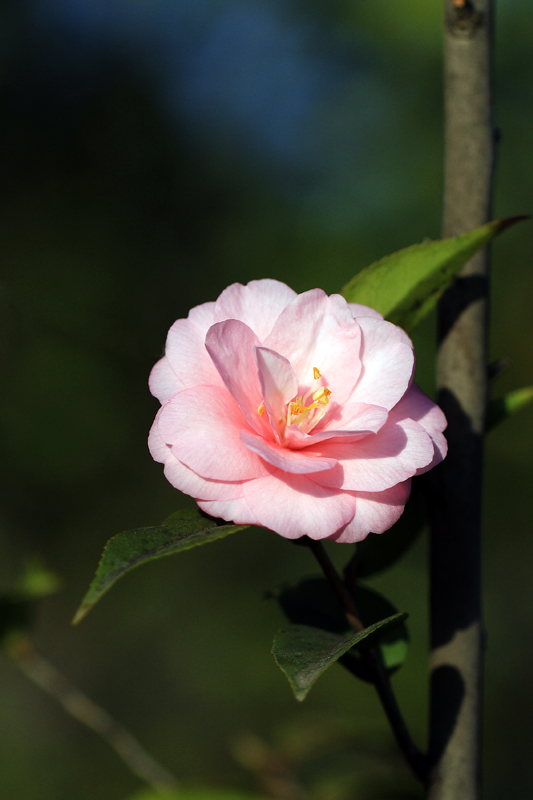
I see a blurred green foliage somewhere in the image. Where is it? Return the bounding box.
[0,2,532,800]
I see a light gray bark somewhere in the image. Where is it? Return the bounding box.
[427,2,495,798]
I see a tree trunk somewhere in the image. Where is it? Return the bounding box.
[427,2,495,798]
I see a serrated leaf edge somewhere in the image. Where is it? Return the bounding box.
[272,612,407,701]
[73,517,248,624]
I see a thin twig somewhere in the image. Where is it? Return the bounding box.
[6,634,179,795]
[306,539,428,784]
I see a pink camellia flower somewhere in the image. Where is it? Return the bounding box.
[149,280,447,542]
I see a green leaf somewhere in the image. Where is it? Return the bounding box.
[342,216,527,332]
[272,578,409,685]
[349,585,409,675]
[272,614,406,701]
[73,509,249,624]
[486,386,533,432]
[272,575,347,634]
[351,481,427,578]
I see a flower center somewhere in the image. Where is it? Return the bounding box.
[258,367,332,435]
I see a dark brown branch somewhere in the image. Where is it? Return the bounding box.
[427,2,495,798]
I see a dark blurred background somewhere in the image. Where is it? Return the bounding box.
[0,1,532,798]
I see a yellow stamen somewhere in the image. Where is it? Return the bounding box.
[290,400,306,416]
[260,367,332,433]
[312,386,332,405]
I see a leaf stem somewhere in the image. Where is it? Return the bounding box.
[305,538,428,784]
[306,538,364,633]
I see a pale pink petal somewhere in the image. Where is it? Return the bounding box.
[187,300,216,331]
[391,384,447,435]
[284,402,389,449]
[328,481,411,543]
[148,416,244,501]
[416,430,447,473]
[165,318,224,389]
[157,386,268,481]
[310,417,434,492]
[240,430,338,474]
[163,459,245,502]
[213,279,297,341]
[265,291,363,404]
[205,320,271,436]
[149,356,184,404]
[390,384,448,470]
[197,497,258,526]
[163,300,217,388]
[243,469,355,539]
[348,303,384,320]
[148,414,170,464]
[255,347,298,441]
[348,317,415,410]
[149,283,447,542]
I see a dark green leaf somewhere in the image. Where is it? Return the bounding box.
[486,386,533,432]
[73,509,248,624]
[272,575,348,634]
[348,585,410,676]
[272,578,409,683]
[342,217,527,332]
[272,613,406,701]
[351,481,427,578]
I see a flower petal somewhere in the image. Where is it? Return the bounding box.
[328,481,411,543]
[148,413,169,464]
[348,317,414,410]
[243,469,355,539]
[188,300,216,330]
[311,417,434,492]
[165,317,223,389]
[264,290,363,404]
[255,346,298,441]
[285,402,389,449]
[205,319,271,435]
[197,497,258,526]
[389,384,448,471]
[240,430,338,474]
[149,355,184,404]
[149,282,448,545]
[148,416,244,501]
[157,386,267,481]
[213,279,297,341]
[348,303,384,320]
